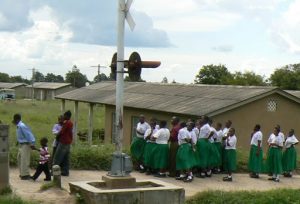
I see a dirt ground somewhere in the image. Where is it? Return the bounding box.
[8,168,300,204]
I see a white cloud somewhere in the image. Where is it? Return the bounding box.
[270,0,300,54]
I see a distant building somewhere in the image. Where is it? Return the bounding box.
[56,82,300,151]
[26,82,74,100]
[0,82,27,98]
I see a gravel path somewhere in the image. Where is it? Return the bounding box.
[9,168,300,204]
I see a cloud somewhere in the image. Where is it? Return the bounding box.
[0,0,171,48]
[212,45,234,52]
[270,0,300,54]
[42,0,171,47]
[0,0,33,31]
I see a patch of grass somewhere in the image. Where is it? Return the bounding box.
[186,189,300,204]
[0,195,36,204]
[0,186,12,195]
[40,181,57,191]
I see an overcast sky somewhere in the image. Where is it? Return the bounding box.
[1,0,300,83]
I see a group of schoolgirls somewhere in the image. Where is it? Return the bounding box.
[248,124,298,182]
[130,115,238,182]
[131,115,171,177]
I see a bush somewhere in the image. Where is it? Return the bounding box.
[70,143,115,170]
[0,195,36,204]
[186,189,300,204]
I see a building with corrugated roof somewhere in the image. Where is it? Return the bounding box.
[25,82,74,100]
[55,81,300,151]
[0,82,27,98]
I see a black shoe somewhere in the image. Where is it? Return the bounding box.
[154,173,166,178]
[274,178,280,182]
[175,176,186,180]
[223,177,232,182]
[44,178,51,181]
[205,172,212,177]
[61,173,69,176]
[283,173,292,177]
[139,169,146,173]
[20,175,32,180]
[250,174,259,178]
[183,176,193,182]
[268,177,275,181]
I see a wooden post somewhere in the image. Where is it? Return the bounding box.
[88,103,94,145]
[61,99,65,113]
[73,101,79,145]
[0,125,9,191]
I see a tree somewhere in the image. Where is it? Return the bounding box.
[65,66,88,88]
[194,64,233,84]
[0,72,10,82]
[45,73,64,82]
[34,71,45,82]
[93,73,108,83]
[270,64,300,90]
[161,77,168,83]
[231,71,266,86]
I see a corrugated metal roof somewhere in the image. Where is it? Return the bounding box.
[55,81,295,116]
[286,90,300,98]
[26,82,71,90]
[0,82,27,89]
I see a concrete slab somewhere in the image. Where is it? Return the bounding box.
[69,179,185,204]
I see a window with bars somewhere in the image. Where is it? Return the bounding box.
[267,99,277,112]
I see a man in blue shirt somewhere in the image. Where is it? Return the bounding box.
[12,113,36,180]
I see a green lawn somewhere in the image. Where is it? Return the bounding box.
[186,189,300,204]
[0,99,105,146]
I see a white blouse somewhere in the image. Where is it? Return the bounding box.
[199,123,211,139]
[285,135,299,148]
[136,122,150,138]
[267,133,283,147]
[215,130,223,143]
[153,128,170,144]
[225,135,237,150]
[250,131,263,147]
[178,127,189,145]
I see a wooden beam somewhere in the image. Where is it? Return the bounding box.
[61,99,65,113]
[73,101,79,145]
[88,103,94,145]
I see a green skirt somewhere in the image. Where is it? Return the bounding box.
[266,147,283,174]
[130,137,146,161]
[176,143,196,170]
[152,144,169,169]
[195,138,210,168]
[214,142,223,161]
[209,142,221,167]
[143,142,156,167]
[282,146,297,172]
[248,145,263,173]
[223,149,237,172]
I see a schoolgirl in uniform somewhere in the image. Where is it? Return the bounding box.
[282,129,298,177]
[223,127,237,182]
[196,116,211,178]
[248,124,263,178]
[143,118,159,175]
[208,119,221,174]
[214,122,223,173]
[153,120,170,177]
[266,127,283,182]
[176,122,197,182]
[130,115,150,171]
